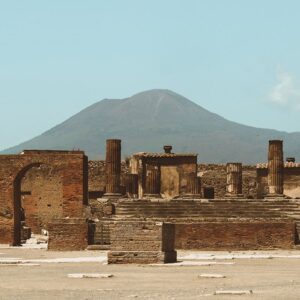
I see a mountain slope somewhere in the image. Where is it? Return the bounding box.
[2,89,300,163]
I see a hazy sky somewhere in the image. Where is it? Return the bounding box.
[1,1,300,150]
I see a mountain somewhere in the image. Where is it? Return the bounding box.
[2,89,300,163]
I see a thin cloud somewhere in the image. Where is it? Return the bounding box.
[269,70,300,110]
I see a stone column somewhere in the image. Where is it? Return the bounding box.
[267,140,284,196]
[226,163,243,198]
[144,165,161,198]
[125,174,138,198]
[184,174,201,198]
[104,139,122,197]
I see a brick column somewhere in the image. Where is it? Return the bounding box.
[184,174,201,198]
[104,139,122,197]
[144,165,161,198]
[125,174,138,198]
[226,163,243,198]
[267,140,284,197]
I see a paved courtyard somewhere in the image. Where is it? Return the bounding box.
[1,246,300,299]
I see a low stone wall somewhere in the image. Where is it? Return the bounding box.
[175,220,296,250]
[48,218,88,251]
[108,221,177,264]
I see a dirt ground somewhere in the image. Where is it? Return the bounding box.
[1,247,300,300]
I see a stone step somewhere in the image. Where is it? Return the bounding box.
[116,205,300,210]
[115,208,284,214]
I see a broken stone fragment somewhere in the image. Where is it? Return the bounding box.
[199,274,226,278]
[214,290,253,295]
[68,273,113,279]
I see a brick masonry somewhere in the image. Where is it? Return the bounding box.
[21,165,63,233]
[0,151,88,245]
[175,221,296,250]
[48,218,88,251]
[108,221,177,264]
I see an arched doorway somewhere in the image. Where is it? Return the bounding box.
[0,150,87,246]
[13,163,63,246]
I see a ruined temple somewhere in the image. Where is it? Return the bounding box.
[1,139,300,263]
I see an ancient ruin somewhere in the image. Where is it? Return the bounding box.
[1,139,300,263]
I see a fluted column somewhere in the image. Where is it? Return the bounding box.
[267,140,284,197]
[125,174,138,198]
[226,163,243,197]
[184,174,201,198]
[144,166,161,198]
[105,139,121,197]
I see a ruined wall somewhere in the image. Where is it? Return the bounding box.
[0,151,88,245]
[139,156,197,199]
[284,168,300,198]
[198,164,257,198]
[21,165,63,233]
[175,221,296,250]
[88,161,257,199]
[108,221,176,264]
[88,161,129,199]
[48,218,88,251]
[257,165,300,198]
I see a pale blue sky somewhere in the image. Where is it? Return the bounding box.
[1,0,300,150]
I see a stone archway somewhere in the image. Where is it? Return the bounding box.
[13,162,42,245]
[0,150,88,246]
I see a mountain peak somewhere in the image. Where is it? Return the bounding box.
[127,89,198,107]
[2,89,300,163]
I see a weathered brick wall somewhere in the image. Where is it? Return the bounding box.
[198,164,257,198]
[175,221,295,250]
[0,151,88,245]
[48,218,88,251]
[21,165,63,233]
[108,221,176,264]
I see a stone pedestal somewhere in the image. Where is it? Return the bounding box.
[144,166,161,198]
[108,221,177,264]
[266,140,284,198]
[104,139,122,197]
[225,163,243,198]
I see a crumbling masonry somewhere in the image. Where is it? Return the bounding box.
[1,139,300,263]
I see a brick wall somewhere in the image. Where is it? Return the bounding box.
[0,151,88,245]
[21,165,63,233]
[108,221,176,264]
[48,218,88,251]
[175,221,296,250]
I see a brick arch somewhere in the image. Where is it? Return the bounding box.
[13,162,44,245]
[0,151,88,245]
